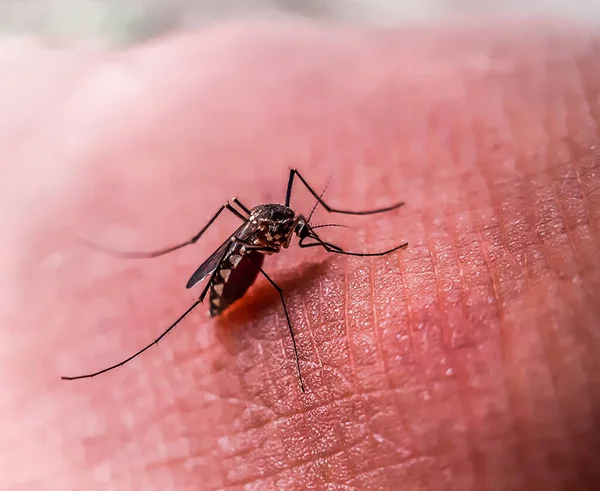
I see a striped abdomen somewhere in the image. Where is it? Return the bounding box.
[209,248,264,316]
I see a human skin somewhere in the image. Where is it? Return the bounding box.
[1,19,600,491]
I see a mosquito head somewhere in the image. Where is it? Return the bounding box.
[294,215,309,239]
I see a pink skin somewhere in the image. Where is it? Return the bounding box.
[1,20,600,490]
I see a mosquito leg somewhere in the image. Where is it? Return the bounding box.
[61,299,202,380]
[245,255,305,393]
[285,168,405,215]
[298,236,343,252]
[301,233,407,257]
[231,197,251,216]
[80,202,247,259]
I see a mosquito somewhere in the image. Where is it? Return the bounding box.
[61,169,408,392]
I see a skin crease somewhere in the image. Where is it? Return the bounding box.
[1,19,600,491]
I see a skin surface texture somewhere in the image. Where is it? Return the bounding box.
[1,20,600,491]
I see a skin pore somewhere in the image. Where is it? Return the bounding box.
[1,20,599,491]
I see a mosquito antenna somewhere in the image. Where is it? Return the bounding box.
[307,178,331,223]
[61,299,202,380]
[307,199,321,223]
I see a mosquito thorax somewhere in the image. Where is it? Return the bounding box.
[248,204,298,247]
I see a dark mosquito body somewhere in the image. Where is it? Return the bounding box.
[62,169,408,392]
[200,205,300,317]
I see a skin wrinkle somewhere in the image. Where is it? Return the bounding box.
[465,147,528,491]
[394,248,459,486]
[543,99,596,486]
[368,257,389,390]
[472,189,532,491]
[176,343,240,394]
[305,278,324,377]
[240,323,291,402]
[278,329,291,386]
[357,400,415,481]
[311,264,357,394]
[300,283,353,485]
[559,54,600,260]
[272,306,297,392]
[477,177,530,490]
[272,456,351,491]
[536,286,595,480]
[297,298,361,481]
[378,250,424,480]
[515,54,577,488]
[214,389,411,483]
[348,459,438,491]
[371,257,428,485]
[572,158,600,319]
[413,96,478,488]
[528,176,571,281]
[434,107,499,489]
[527,185,578,486]
[555,162,599,265]
[468,100,531,491]
[342,257,358,392]
[573,42,600,140]
[260,327,297,406]
[180,371,439,457]
[557,154,600,486]
[565,285,600,486]
[504,67,596,490]
[219,302,296,402]
[551,55,600,254]
[235,444,350,490]
[423,213,482,488]
[486,42,596,488]
[381,256,415,388]
[302,262,349,395]
[220,442,289,489]
[286,265,330,392]
[252,341,280,408]
[386,242,442,472]
[272,409,343,484]
[394,248,421,467]
[521,50,585,488]
[345,257,386,392]
[487,135,544,489]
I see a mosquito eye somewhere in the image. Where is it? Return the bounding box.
[296,224,308,238]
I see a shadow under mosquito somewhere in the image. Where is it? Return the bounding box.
[212,257,330,358]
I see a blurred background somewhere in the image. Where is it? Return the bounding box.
[1,0,599,44]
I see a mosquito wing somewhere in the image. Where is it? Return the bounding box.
[185,240,231,289]
[185,221,255,289]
